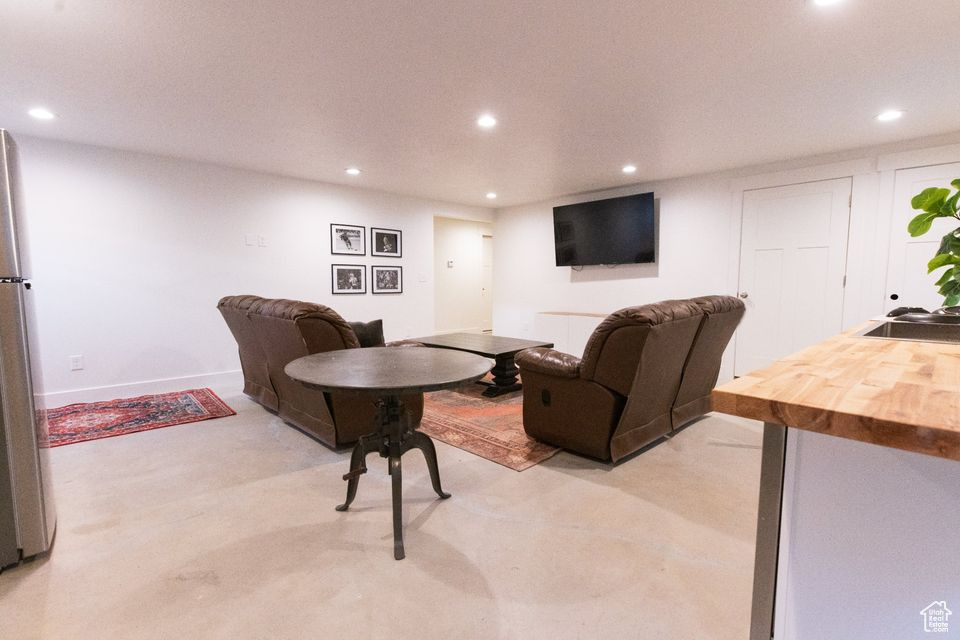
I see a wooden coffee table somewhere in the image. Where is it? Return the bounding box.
[285,347,492,560]
[412,333,554,397]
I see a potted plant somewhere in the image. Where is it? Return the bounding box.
[908,179,960,307]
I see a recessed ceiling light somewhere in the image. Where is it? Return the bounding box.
[477,114,497,129]
[812,0,844,6]
[622,164,637,174]
[876,109,904,122]
[345,167,361,176]
[486,192,497,200]
[28,107,56,120]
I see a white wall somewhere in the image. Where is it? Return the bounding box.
[494,176,732,325]
[433,217,493,333]
[492,135,960,382]
[493,175,739,384]
[18,132,960,402]
[16,136,492,403]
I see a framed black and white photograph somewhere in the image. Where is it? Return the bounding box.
[371,265,402,294]
[370,227,402,258]
[331,264,367,294]
[330,224,366,255]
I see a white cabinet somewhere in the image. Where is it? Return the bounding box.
[773,429,960,639]
[533,312,606,356]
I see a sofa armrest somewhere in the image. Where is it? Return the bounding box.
[515,347,581,378]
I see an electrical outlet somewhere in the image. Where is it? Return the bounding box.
[69,355,84,371]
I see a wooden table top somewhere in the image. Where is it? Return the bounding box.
[284,347,493,395]
[412,333,553,358]
[712,323,960,461]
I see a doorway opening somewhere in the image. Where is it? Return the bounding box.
[433,217,493,334]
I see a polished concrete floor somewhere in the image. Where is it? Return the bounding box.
[0,389,762,639]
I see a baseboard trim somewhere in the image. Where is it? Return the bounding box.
[42,370,243,406]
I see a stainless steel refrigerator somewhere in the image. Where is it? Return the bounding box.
[0,129,56,569]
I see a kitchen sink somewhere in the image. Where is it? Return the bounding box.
[893,313,960,325]
[858,320,960,344]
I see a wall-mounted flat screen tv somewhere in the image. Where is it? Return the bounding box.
[553,192,655,267]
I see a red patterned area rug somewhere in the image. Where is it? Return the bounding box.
[419,381,559,472]
[47,388,236,447]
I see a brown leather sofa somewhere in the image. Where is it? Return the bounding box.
[515,296,744,462]
[218,295,423,448]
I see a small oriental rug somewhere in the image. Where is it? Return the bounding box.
[419,381,559,471]
[46,388,235,447]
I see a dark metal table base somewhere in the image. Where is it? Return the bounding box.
[750,422,787,640]
[335,394,451,560]
[476,355,521,397]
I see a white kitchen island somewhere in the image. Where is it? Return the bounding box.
[713,322,960,639]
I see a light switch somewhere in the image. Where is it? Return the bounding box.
[258,235,268,247]
[447,259,454,268]
[244,234,256,246]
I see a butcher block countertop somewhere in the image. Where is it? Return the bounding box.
[712,323,960,462]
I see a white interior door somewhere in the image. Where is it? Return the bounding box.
[433,217,493,333]
[481,234,493,331]
[883,162,960,313]
[735,178,852,375]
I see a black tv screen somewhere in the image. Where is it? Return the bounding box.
[553,192,655,267]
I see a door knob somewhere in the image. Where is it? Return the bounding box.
[739,291,749,299]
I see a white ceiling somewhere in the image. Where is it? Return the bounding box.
[2,0,959,208]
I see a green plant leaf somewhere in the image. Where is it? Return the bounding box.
[935,269,956,287]
[912,182,960,303]
[911,187,950,211]
[937,228,960,255]
[908,211,940,236]
[939,279,960,296]
[928,253,960,272]
[942,192,960,216]
[945,191,960,217]
[933,265,960,287]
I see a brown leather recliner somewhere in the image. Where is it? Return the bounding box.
[672,295,746,429]
[218,294,279,410]
[218,295,423,448]
[516,296,743,462]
